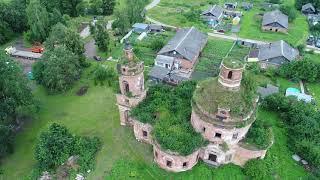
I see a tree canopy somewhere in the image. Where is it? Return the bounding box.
[35,123,101,172]
[33,46,81,93]
[0,52,33,158]
[44,23,87,67]
[94,23,110,51]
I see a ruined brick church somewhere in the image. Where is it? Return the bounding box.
[116,44,270,172]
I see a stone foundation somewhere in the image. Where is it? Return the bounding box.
[153,143,200,172]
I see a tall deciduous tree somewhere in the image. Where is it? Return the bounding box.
[0,52,33,157]
[26,0,51,42]
[94,23,110,51]
[45,23,87,67]
[33,46,81,93]
[102,0,115,15]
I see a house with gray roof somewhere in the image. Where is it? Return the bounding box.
[201,5,224,28]
[302,3,316,15]
[262,10,288,33]
[257,84,279,98]
[248,40,299,69]
[158,27,208,71]
[132,23,149,34]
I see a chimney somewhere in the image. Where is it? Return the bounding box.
[124,41,134,61]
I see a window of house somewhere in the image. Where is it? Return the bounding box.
[215,133,222,138]
[155,151,158,158]
[166,160,172,167]
[142,130,148,137]
[123,68,126,72]
[202,127,206,132]
[232,133,238,140]
[183,162,188,168]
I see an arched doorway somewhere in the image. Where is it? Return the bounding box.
[227,71,233,79]
[123,81,129,93]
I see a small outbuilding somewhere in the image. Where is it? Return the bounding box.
[302,3,316,15]
[149,24,164,33]
[286,88,313,103]
[257,84,279,99]
[201,5,224,28]
[262,10,288,33]
[132,23,149,34]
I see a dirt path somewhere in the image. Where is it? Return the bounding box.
[84,39,97,59]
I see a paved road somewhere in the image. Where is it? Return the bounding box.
[84,40,97,59]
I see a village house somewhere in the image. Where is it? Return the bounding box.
[149,27,207,85]
[301,3,316,15]
[248,40,299,69]
[201,5,224,28]
[224,2,237,10]
[262,10,288,33]
[158,27,208,71]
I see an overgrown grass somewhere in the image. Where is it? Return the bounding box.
[193,37,234,80]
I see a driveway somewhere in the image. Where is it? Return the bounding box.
[84,40,97,59]
[145,0,160,10]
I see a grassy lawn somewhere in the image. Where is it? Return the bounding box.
[255,110,308,179]
[147,0,211,31]
[193,37,234,80]
[0,62,154,179]
[239,8,309,46]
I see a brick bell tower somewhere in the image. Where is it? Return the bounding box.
[218,59,245,91]
[116,42,146,126]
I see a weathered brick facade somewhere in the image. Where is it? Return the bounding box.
[117,53,270,172]
[218,63,244,91]
[153,143,200,172]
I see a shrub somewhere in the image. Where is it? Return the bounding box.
[245,119,272,149]
[35,123,101,174]
[131,81,205,155]
[243,159,271,179]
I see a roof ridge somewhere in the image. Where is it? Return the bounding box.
[174,27,194,52]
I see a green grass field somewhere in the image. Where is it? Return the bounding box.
[239,8,309,46]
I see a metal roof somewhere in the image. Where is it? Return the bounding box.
[257,40,299,62]
[149,66,170,80]
[257,84,279,98]
[12,50,42,59]
[158,27,208,61]
[202,5,224,20]
[262,10,288,29]
[155,55,174,65]
[302,3,316,12]
[132,23,149,30]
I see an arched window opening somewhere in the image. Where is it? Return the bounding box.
[227,71,233,79]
